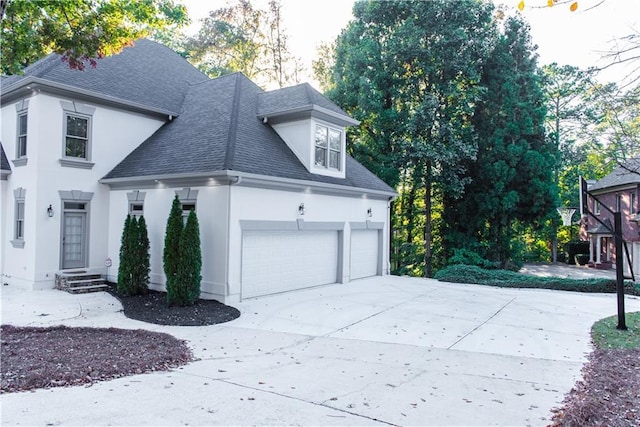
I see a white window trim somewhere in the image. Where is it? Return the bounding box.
[59,101,96,169]
[13,100,29,167]
[631,192,636,215]
[11,187,26,248]
[594,199,600,215]
[314,123,342,171]
[176,188,198,220]
[127,190,146,217]
[615,194,621,213]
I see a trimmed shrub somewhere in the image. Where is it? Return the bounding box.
[565,241,590,265]
[132,216,150,294]
[175,210,202,306]
[448,248,499,269]
[117,215,134,295]
[164,196,183,305]
[434,264,640,296]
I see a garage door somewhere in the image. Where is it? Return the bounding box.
[242,230,339,299]
[350,229,379,280]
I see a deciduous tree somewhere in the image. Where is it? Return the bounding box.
[1,0,188,75]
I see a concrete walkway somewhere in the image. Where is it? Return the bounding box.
[1,273,638,426]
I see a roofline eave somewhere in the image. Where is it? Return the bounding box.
[100,170,397,200]
[1,77,180,118]
[258,104,360,127]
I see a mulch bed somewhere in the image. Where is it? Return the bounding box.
[0,325,193,393]
[106,284,241,326]
[550,348,640,426]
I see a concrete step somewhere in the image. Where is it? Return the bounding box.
[55,271,107,294]
[66,284,110,294]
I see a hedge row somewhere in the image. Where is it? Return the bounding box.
[434,264,640,296]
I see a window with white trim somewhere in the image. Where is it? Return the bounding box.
[17,113,27,158]
[594,199,600,215]
[64,113,90,159]
[11,187,26,248]
[631,192,637,214]
[127,190,146,217]
[175,188,198,223]
[615,194,622,212]
[314,124,341,170]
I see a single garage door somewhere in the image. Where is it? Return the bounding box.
[242,230,339,299]
[350,229,379,280]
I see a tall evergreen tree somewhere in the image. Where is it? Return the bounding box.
[117,214,133,295]
[442,16,556,267]
[133,216,150,294]
[176,210,202,305]
[329,0,495,276]
[164,195,183,305]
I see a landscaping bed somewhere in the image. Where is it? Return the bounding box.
[0,325,192,393]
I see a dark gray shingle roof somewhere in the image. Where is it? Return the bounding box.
[257,83,350,118]
[0,143,10,173]
[589,159,640,192]
[104,73,394,194]
[3,39,208,114]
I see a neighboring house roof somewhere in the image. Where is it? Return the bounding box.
[103,72,395,196]
[1,39,208,115]
[587,218,614,235]
[0,143,11,176]
[589,159,640,193]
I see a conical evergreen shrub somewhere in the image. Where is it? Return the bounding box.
[164,195,184,305]
[117,215,136,295]
[133,215,150,294]
[176,209,202,305]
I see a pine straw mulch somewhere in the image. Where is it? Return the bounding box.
[549,348,640,426]
[0,324,193,394]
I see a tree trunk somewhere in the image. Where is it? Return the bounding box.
[424,162,433,278]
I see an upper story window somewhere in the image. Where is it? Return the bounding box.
[17,113,27,158]
[631,192,637,214]
[59,100,96,169]
[594,199,601,215]
[615,194,622,212]
[65,114,90,159]
[13,99,29,167]
[314,124,341,170]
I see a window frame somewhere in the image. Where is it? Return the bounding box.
[63,112,91,161]
[17,112,28,159]
[11,187,26,248]
[594,199,601,215]
[314,124,342,171]
[632,192,637,215]
[615,194,622,212]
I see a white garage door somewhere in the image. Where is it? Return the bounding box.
[242,230,338,299]
[350,229,379,280]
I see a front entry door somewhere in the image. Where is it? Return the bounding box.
[62,212,87,269]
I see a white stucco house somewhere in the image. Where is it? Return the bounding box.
[0,39,396,303]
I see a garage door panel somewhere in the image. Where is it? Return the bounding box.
[350,230,379,280]
[242,231,338,299]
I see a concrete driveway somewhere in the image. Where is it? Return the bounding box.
[1,274,638,426]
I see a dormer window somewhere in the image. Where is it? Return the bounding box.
[315,124,341,170]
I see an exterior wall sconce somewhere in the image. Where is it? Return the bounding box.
[367,207,372,217]
[47,204,54,218]
[298,203,305,216]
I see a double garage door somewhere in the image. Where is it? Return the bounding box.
[241,229,380,299]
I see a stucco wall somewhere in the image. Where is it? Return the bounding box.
[1,93,166,289]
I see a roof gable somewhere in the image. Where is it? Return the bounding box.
[1,143,11,173]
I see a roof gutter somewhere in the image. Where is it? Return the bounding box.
[258,104,360,127]
[100,170,397,200]
[1,76,179,118]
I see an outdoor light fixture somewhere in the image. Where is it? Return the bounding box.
[47,204,54,218]
[298,203,305,216]
[367,207,372,217]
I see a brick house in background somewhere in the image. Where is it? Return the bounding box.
[580,160,640,276]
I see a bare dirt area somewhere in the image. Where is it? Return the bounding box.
[0,325,192,394]
[550,348,640,426]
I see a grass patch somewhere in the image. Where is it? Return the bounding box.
[434,264,640,296]
[591,311,640,350]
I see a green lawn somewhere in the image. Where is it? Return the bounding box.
[591,311,640,350]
